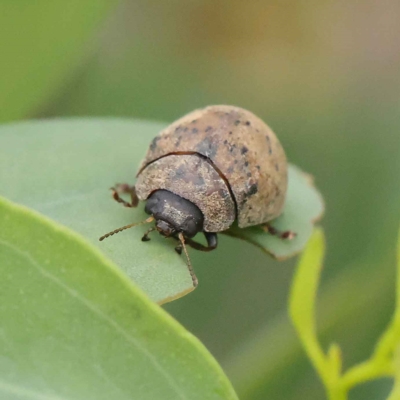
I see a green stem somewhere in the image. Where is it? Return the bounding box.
[340,359,392,391]
[387,386,400,400]
[328,387,347,400]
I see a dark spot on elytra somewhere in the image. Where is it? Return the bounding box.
[192,128,198,134]
[183,127,189,132]
[227,143,237,154]
[196,136,217,158]
[234,159,238,164]
[223,140,228,145]
[175,136,182,147]
[244,161,249,167]
[218,188,228,198]
[256,165,260,170]
[247,172,252,177]
[191,119,197,124]
[150,136,161,151]
[174,164,186,178]
[266,135,270,142]
[248,183,258,196]
[234,120,240,126]
[217,113,226,120]
[227,166,234,173]
[229,131,233,135]
[275,163,279,171]
[245,121,251,126]
[241,146,249,155]
[194,175,205,186]
[269,147,272,155]
[205,126,212,132]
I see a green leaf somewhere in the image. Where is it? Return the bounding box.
[0,196,238,400]
[225,165,324,260]
[0,119,194,303]
[0,1,117,122]
[0,118,323,302]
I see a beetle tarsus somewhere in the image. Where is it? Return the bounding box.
[175,245,183,255]
[263,223,297,240]
[141,227,155,242]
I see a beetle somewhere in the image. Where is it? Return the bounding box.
[99,105,294,286]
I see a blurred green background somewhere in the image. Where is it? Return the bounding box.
[1,1,400,399]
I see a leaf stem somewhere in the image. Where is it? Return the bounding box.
[290,226,400,400]
[327,386,347,400]
[340,359,392,390]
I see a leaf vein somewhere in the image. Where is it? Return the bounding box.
[0,239,186,400]
[0,380,67,400]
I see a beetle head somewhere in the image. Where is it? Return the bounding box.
[145,190,204,238]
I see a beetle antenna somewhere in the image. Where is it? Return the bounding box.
[178,232,198,287]
[99,216,154,241]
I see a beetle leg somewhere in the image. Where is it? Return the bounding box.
[172,232,218,252]
[142,227,156,242]
[262,223,297,240]
[174,243,183,255]
[111,183,139,208]
[183,232,218,252]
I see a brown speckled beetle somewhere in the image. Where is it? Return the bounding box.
[100,105,293,287]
